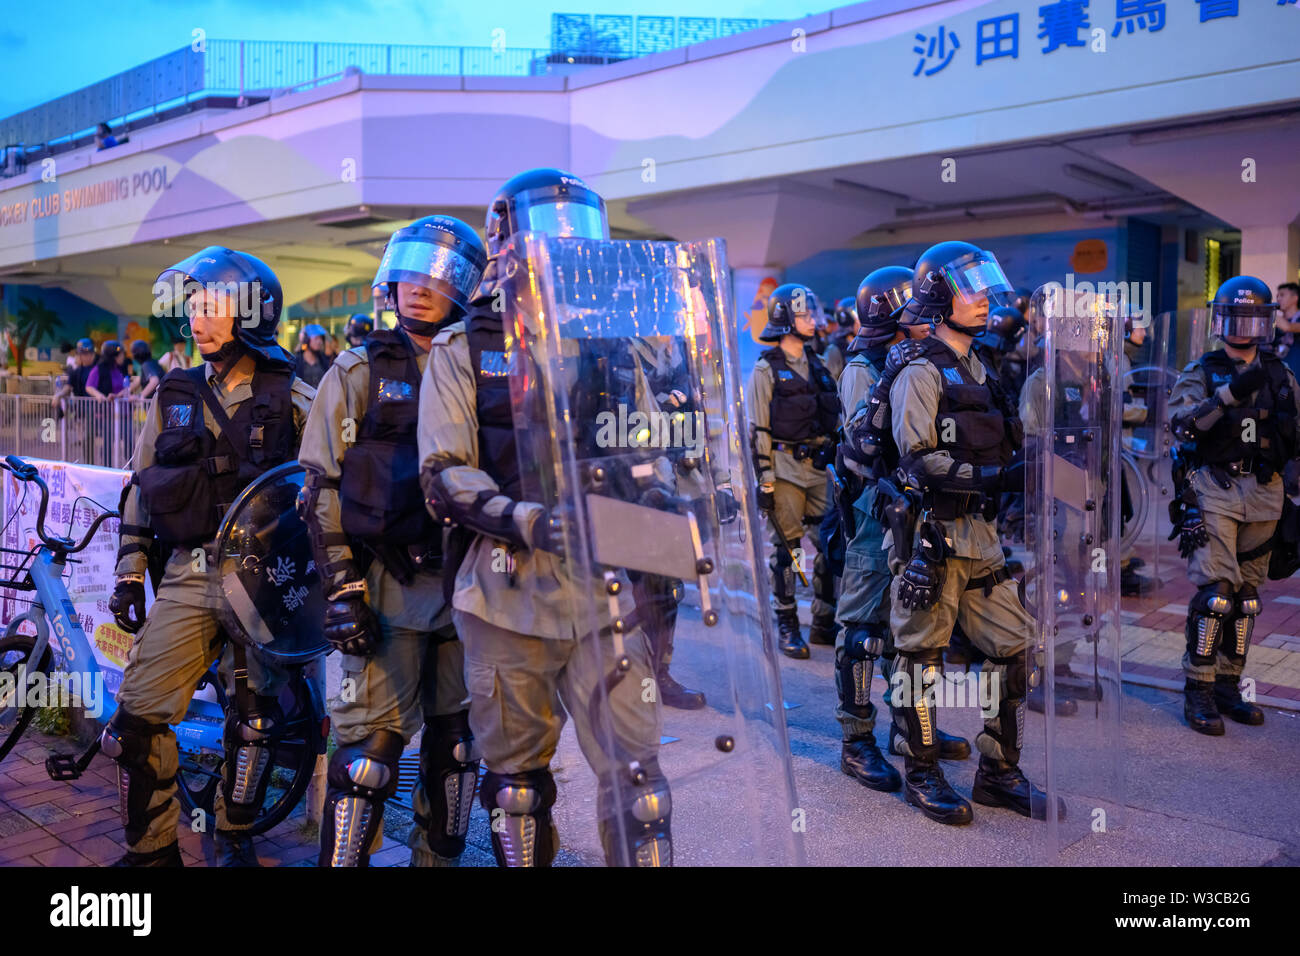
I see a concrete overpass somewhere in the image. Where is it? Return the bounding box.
[1,0,1297,343]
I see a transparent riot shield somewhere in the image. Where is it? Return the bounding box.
[1122,309,1177,603]
[1022,294,1124,859]
[215,462,329,666]
[502,233,803,866]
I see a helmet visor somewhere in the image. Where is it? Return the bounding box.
[373,233,484,311]
[943,250,1014,305]
[873,282,912,318]
[1211,306,1274,342]
[518,195,609,242]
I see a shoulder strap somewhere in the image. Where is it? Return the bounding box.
[186,365,236,437]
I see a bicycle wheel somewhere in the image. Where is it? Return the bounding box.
[175,665,324,837]
[0,634,52,763]
[1120,453,1149,559]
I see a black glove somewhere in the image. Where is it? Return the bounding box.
[109,578,146,634]
[530,507,570,558]
[713,488,740,524]
[1168,502,1209,560]
[323,592,381,657]
[973,464,1004,494]
[897,520,949,611]
[756,485,775,516]
[1228,364,1268,402]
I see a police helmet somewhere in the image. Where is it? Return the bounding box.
[373,215,486,334]
[902,240,1014,332]
[760,283,819,342]
[485,168,609,259]
[848,266,913,351]
[987,306,1026,344]
[345,313,373,343]
[833,297,858,329]
[155,247,291,367]
[1209,275,1276,344]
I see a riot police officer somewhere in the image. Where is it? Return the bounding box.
[106,248,316,866]
[297,322,332,388]
[1168,276,1299,735]
[417,168,669,867]
[833,267,972,792]
[300,216,485,866]
[748,283,840,658]
[886,241,1049,825]
[345,313,374,349]
[822,297,860,380]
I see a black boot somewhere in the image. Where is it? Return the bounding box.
[1120,564,1152,597]
[808,614,837,646]
[776,609,809,660]
[840,737,901,792]
[1053,663,1102,701]
[891,648,972,825]
[903,759,972,825]
[112,843,183,867]
[1214,674,1264,726]
[657,667,706,710]
[972,756,1064,820]
[215,830,260,867]
[1027,681,1080,716]
[889,727,970,761]
[1183,678,1225,736]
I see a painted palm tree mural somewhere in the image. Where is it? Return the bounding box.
[5,296,62,376]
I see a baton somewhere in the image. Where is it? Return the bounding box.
[763,509,809,588]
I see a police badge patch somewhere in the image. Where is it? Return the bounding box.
[377,377,415,402]
[165,404,195,429]
[478,350,508,378]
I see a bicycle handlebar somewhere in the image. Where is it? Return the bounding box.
[0,455,121,555]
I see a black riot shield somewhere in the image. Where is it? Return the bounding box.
[215,462,329,666]
[1023,288,1124,859]
[502,233,803,866]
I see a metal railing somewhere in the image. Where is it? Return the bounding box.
[0,39,631,157]
[0,395,148,469]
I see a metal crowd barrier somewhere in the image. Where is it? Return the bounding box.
[0,394,150,469]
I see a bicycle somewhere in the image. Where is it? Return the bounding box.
[0,454,326,838]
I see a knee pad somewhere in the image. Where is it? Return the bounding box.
[837,624,886,715]
[1225,584,1261,662]
[416,710,480,859]
[1186,581,1234,665]
[770,544,798,605]
[978,654,1027,765]
[812,551,837,603]
[888,648,943,761]
[481,768,558,868]
[320,729,404,867]
[221,694,283,826]
[598,760,672,868]
[100,708,172,847]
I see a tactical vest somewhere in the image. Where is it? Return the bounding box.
[338,330,435,549]
[1191,349,1296,475]
[924,337,1015,476]
[137,365,295,549]
[763,345,839,443]
[466,310,522,501]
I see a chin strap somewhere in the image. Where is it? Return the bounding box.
[200,340,246,384]
[941,317,983,337]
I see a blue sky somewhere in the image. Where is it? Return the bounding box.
[0,0,820,119]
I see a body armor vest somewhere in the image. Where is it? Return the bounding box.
[138,365,295,549]
[339,330,436,549]
[1190,349,1296,477]
[924,337,1016,478]
[763,345,839,443]
[466,309,522,501]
